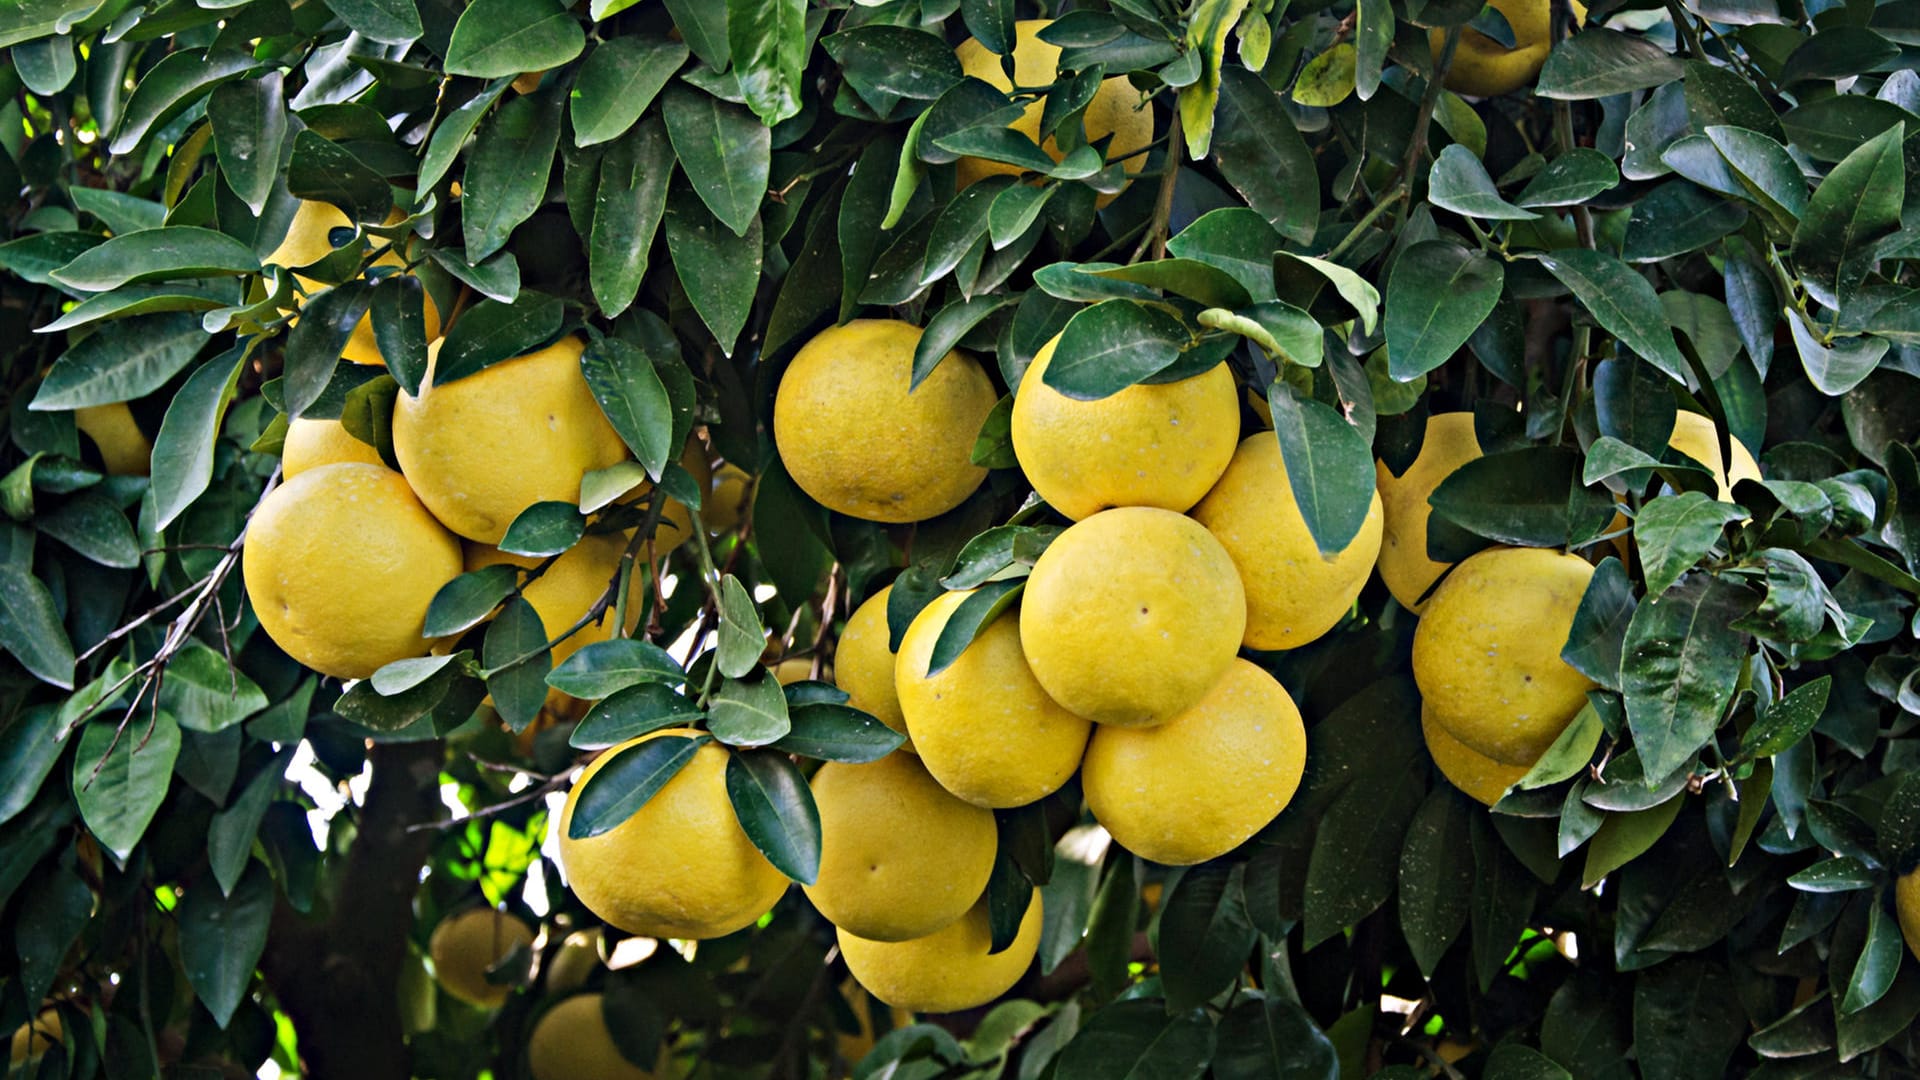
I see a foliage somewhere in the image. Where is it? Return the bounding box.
[2,0,1920,1077]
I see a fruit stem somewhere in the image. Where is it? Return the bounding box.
[1662,0,1708,59]
[1395,25,1459,226]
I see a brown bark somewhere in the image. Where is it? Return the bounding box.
[260,740,446,1080]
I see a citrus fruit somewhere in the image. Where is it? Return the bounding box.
[265,199,442,365]
[773,320,997,523]
[465,531,644,705]
[392,335,629,544]
[1423,707,1530,807]
[1376,412,1482,613]
[895,590,1090,808]
[774,657,819,685]
[1192,433,1385,651]
[838,893,1042,1014]
[1412,547,1597,765]
[835,586,910,747]
[1081,659,1306,865]
[1012,335,1239,520]
[1668,409,1761,502]
[429,907,533,1007]
[954,20,1153,205]
[1020,507,1246,726]
[556,730,789,939]
[527,993,663,1080]
[74,402,150,476]
[702,463,755,534]
[1432,0,1585,98]
[803,752,997,941]
[243,462,463,679]
[1899,868,1919,962]
[282,417,383,478]
[9,1009,60,1066]
[543,928,602,993]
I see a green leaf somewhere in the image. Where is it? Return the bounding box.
[444,0,584,77]
[1037,299,1190,400]
[433,293,565,385]
[547,639,685,699]
[1212,994,1338,1080]
[1635,492,1745,596]
[571,684,706,749]
[1212,67,1318,245]
[571,36,687,147]
[419,79,512,192]
[0,706,69,827]
[1622,573,1751,782]
[716,574,765,680]
[1561,557,1633,692]
[1632,957,1747,1078]
[207,73,288,215]
[661,83,769,238]
[325,0,423,44]
[1399,785,1474,977]
[1518,704,1605,790]
[588,118,674,319]
[664,190,761,356]
[1537,248,1689,385]
[483,595,551,733]
[1159,862,1257,1012]
[576,339,670,481]
[208,751,289,895]
[912,294,1015,390]
[1484,1043,1572,1080]
[822,25,965,103]
[39,492,139,568]
[109,49,258,156]
[1536,27,1687,99]
[1789,856,1876,892]
[286,131,392,226]
[177,862,274,1027]
[1470,814,1537,990]
[1842,894,1904,1013]
[1304,755,1425,947]
[926,581,1025,680]
[1385,241,1504,381]
[424,565,518,638]
[371,655,460,697]
[1794,121,1905,302]
[51,228,259,292]
[1704,125,1809,226]
[566,733,707,839]
[497,501,584,557]
[1091,259,1253,309]
[1789,309,1887,397]
[370,274,430,394]
[16,866,93,1010]
[708,670,791,747]
[1737,676,1831,761]
[462,91,563,262]
[1621,180,1748,262]
[1053,1000,1217,1080]
[725,749,821,884]
[73,712,182,863]
[1516,148,1620,207]
[151,347,247,529]
[1293,43,1357,107]
[0,564,75,688]
[283,283,373,419]
[769,704,906,762]
[942,524,1061,590]
[1165,208,1281,302]
[1428,445,1614,549]
[1267,384,1378,556]
[1273,252,1380,335]
[728,0,805,126]
[157,642,269,732]
[0,231,105,288]
[1429,144,1539,220]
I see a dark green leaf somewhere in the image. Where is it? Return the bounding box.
[158,641,269,732]
[52,228,259,292]
[371,274,430,394]
[728,0,805,126]
[208,73,288,214]
[1212,67,1318,245]
[109,49,258,156]
[1794,121,1905,302]
[1516,148,1619,207]
[571,36,687,148]
[39,492,139,568]
[0,706,68,827]
[1789,309,1887,397]
[566,733,707,839]
[1635,492,1745,596]
[1267,384,1379,556]
[1561,557,1633,691]
[926,580,1023,678]
[287,131,391,225]
[419,79,512,191]
[708,670,791,747]
[462,92,563,262]
[1399,785,1474,976]
[326,0,422,44]
[0,564,75,688]
[1212,994,1338,1080]
[1385,241,1504,381]
[1536,27,1687,99]
[283,283,373,418]
[770,704,905,763]
[1538,248,1690,385]
[498,501,584,557]
[73,712,182,863]
[1429,145,1539,220]
[1429,444,1614,549]
[1159,862,1257,1012]
[664,190,761,356]
[177,863,275,1027]
[1038,299,1189,400]
[444,0,584,78]
[424,565,518,638]
[725,749,821,884]
[433,292,566,385]
[548,639,684,700]
[1622,573,1751,782]
[1737,676,1831,761]
[822,25,965,102]
[1053,1000,1216,1080]
[571,684,705,749]
[483,595,551,733]
[716,574,765,680]
[151,347,247,530]
[15,865,91,1009]
[661,84,769,238]
[1632,957,1747,1079]
[208,750,289,895]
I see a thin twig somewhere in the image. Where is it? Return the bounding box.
[405,772,571,834]
[1128,109,1184,264]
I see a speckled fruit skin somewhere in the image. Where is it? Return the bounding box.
[392,335,630,544]
[1193,433,1385,651]
[1011,335,1240,521]
[1081,659,1307,865]
[834,586,910,746]
[1019,507,1246,727]
[557,730,789,940]
[895,590,1090,808]
[242,462,463,680]
[1412,547,1598,766]
[772,320,997,523]
[802,752,997,942]
[838,894,1042,1014]
[282,417,384,478]
[1423,707,1530,807]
